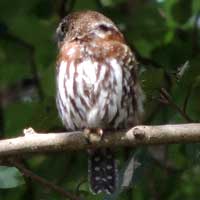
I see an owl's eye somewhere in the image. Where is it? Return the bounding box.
[98,24,111,32]
[93,23,116,38]
[59,22,67,39]
[60,22,67,34]
[55,21,68,44]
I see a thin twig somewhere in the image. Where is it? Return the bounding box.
[183,85,193,114]
[159,88,194,123]
[9,159,81,200]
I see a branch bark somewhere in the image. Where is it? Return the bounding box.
[0,123,200,157]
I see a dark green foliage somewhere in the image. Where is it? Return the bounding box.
[0,0,200,199]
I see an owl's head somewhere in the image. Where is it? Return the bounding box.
[56,10,123,46]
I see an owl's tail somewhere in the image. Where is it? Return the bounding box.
[88,148,117,194]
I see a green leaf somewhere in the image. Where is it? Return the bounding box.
[192,0,200,14]
[171,0,192,24]
[0,166,25,189]
[100,0,125,7]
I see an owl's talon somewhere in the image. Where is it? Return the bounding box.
[83,128,103,144]
[83,128,92,144]
[96,128,103,138]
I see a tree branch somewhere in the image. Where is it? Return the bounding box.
[0,124,200,157]
[8,159,81,200]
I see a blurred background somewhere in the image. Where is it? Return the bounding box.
[0,0,200,199]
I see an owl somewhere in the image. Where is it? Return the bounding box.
[55,10,143,194]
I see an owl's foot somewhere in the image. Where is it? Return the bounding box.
[83,128,104,144]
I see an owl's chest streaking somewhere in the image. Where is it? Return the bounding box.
[56,39,138,131]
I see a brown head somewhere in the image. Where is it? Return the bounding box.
[56,10,124,47]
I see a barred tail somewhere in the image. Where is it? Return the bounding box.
[88,148,117,194]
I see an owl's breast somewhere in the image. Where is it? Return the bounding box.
[56,41,137,130]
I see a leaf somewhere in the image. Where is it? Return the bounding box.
[171,0,192,24]
[0,166,25,189]
[121,156,140,188]
[176,60,190,81]
[100,0,125,7]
